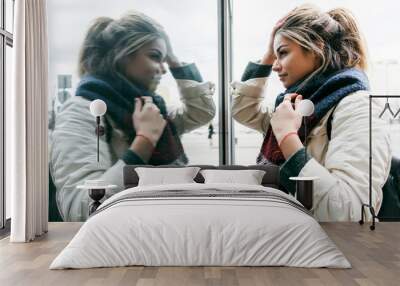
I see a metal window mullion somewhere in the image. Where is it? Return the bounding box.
[5,36,11,46]
[0,29,13,39]
[217,0,234,165]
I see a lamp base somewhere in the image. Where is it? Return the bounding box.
[290,176,318,210]
[88,188,105,215]
[359,203,377,231]
[296,180,313,210]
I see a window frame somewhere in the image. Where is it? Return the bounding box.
[218,0,234,165]
[0,0,14,233]
[2,0,236,229]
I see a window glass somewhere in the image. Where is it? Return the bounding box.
[47,0,219,221]
[5,0,14,33]
[0,0,3,28]
[232,0,400,163]
[5,44,12,219]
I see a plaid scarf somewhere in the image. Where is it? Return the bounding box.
[76,74,188,165]
[257,68,370,165]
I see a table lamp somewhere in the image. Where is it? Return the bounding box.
[289,99,317,210]
[298,99,315,164]
[90,99,107,162]
[80,99,115,215]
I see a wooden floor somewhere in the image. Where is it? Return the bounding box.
[0,222,399,286]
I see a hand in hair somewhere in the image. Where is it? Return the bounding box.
[161,30,181,68]
[261,17,287,65]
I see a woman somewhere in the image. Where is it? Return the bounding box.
[50,11,216,221]
[232,5,391,221]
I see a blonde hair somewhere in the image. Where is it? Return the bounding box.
[276,4,367,86]
[78,11,165,77]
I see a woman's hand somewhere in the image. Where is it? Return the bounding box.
[270,93,303,145]
[261,17,287,65]
[161,30,181,68]
[132,96,166,147]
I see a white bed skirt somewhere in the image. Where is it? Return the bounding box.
[50,183,350,269]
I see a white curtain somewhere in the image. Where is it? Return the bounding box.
[7,0,49,242]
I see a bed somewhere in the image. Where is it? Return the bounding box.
[50,164,350,269]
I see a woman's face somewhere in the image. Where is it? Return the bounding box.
[124,38,167,91]
[272,34,319,88]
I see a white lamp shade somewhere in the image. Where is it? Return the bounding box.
[90,99,107,117]
[298,99,314,117]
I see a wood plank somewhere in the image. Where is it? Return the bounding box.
[0,222,399,286]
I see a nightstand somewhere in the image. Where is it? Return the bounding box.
[289,176,319,210]
[77,180,117,215]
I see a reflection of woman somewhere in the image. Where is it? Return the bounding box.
[232,5,391,221]
[50,11,216,221]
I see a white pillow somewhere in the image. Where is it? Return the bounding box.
[200,169,266,185]
[135,167,201,186]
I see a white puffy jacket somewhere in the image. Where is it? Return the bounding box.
[232,76,391,222]
[50,78,215,221]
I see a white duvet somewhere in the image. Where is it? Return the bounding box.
[50,183,350,269]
